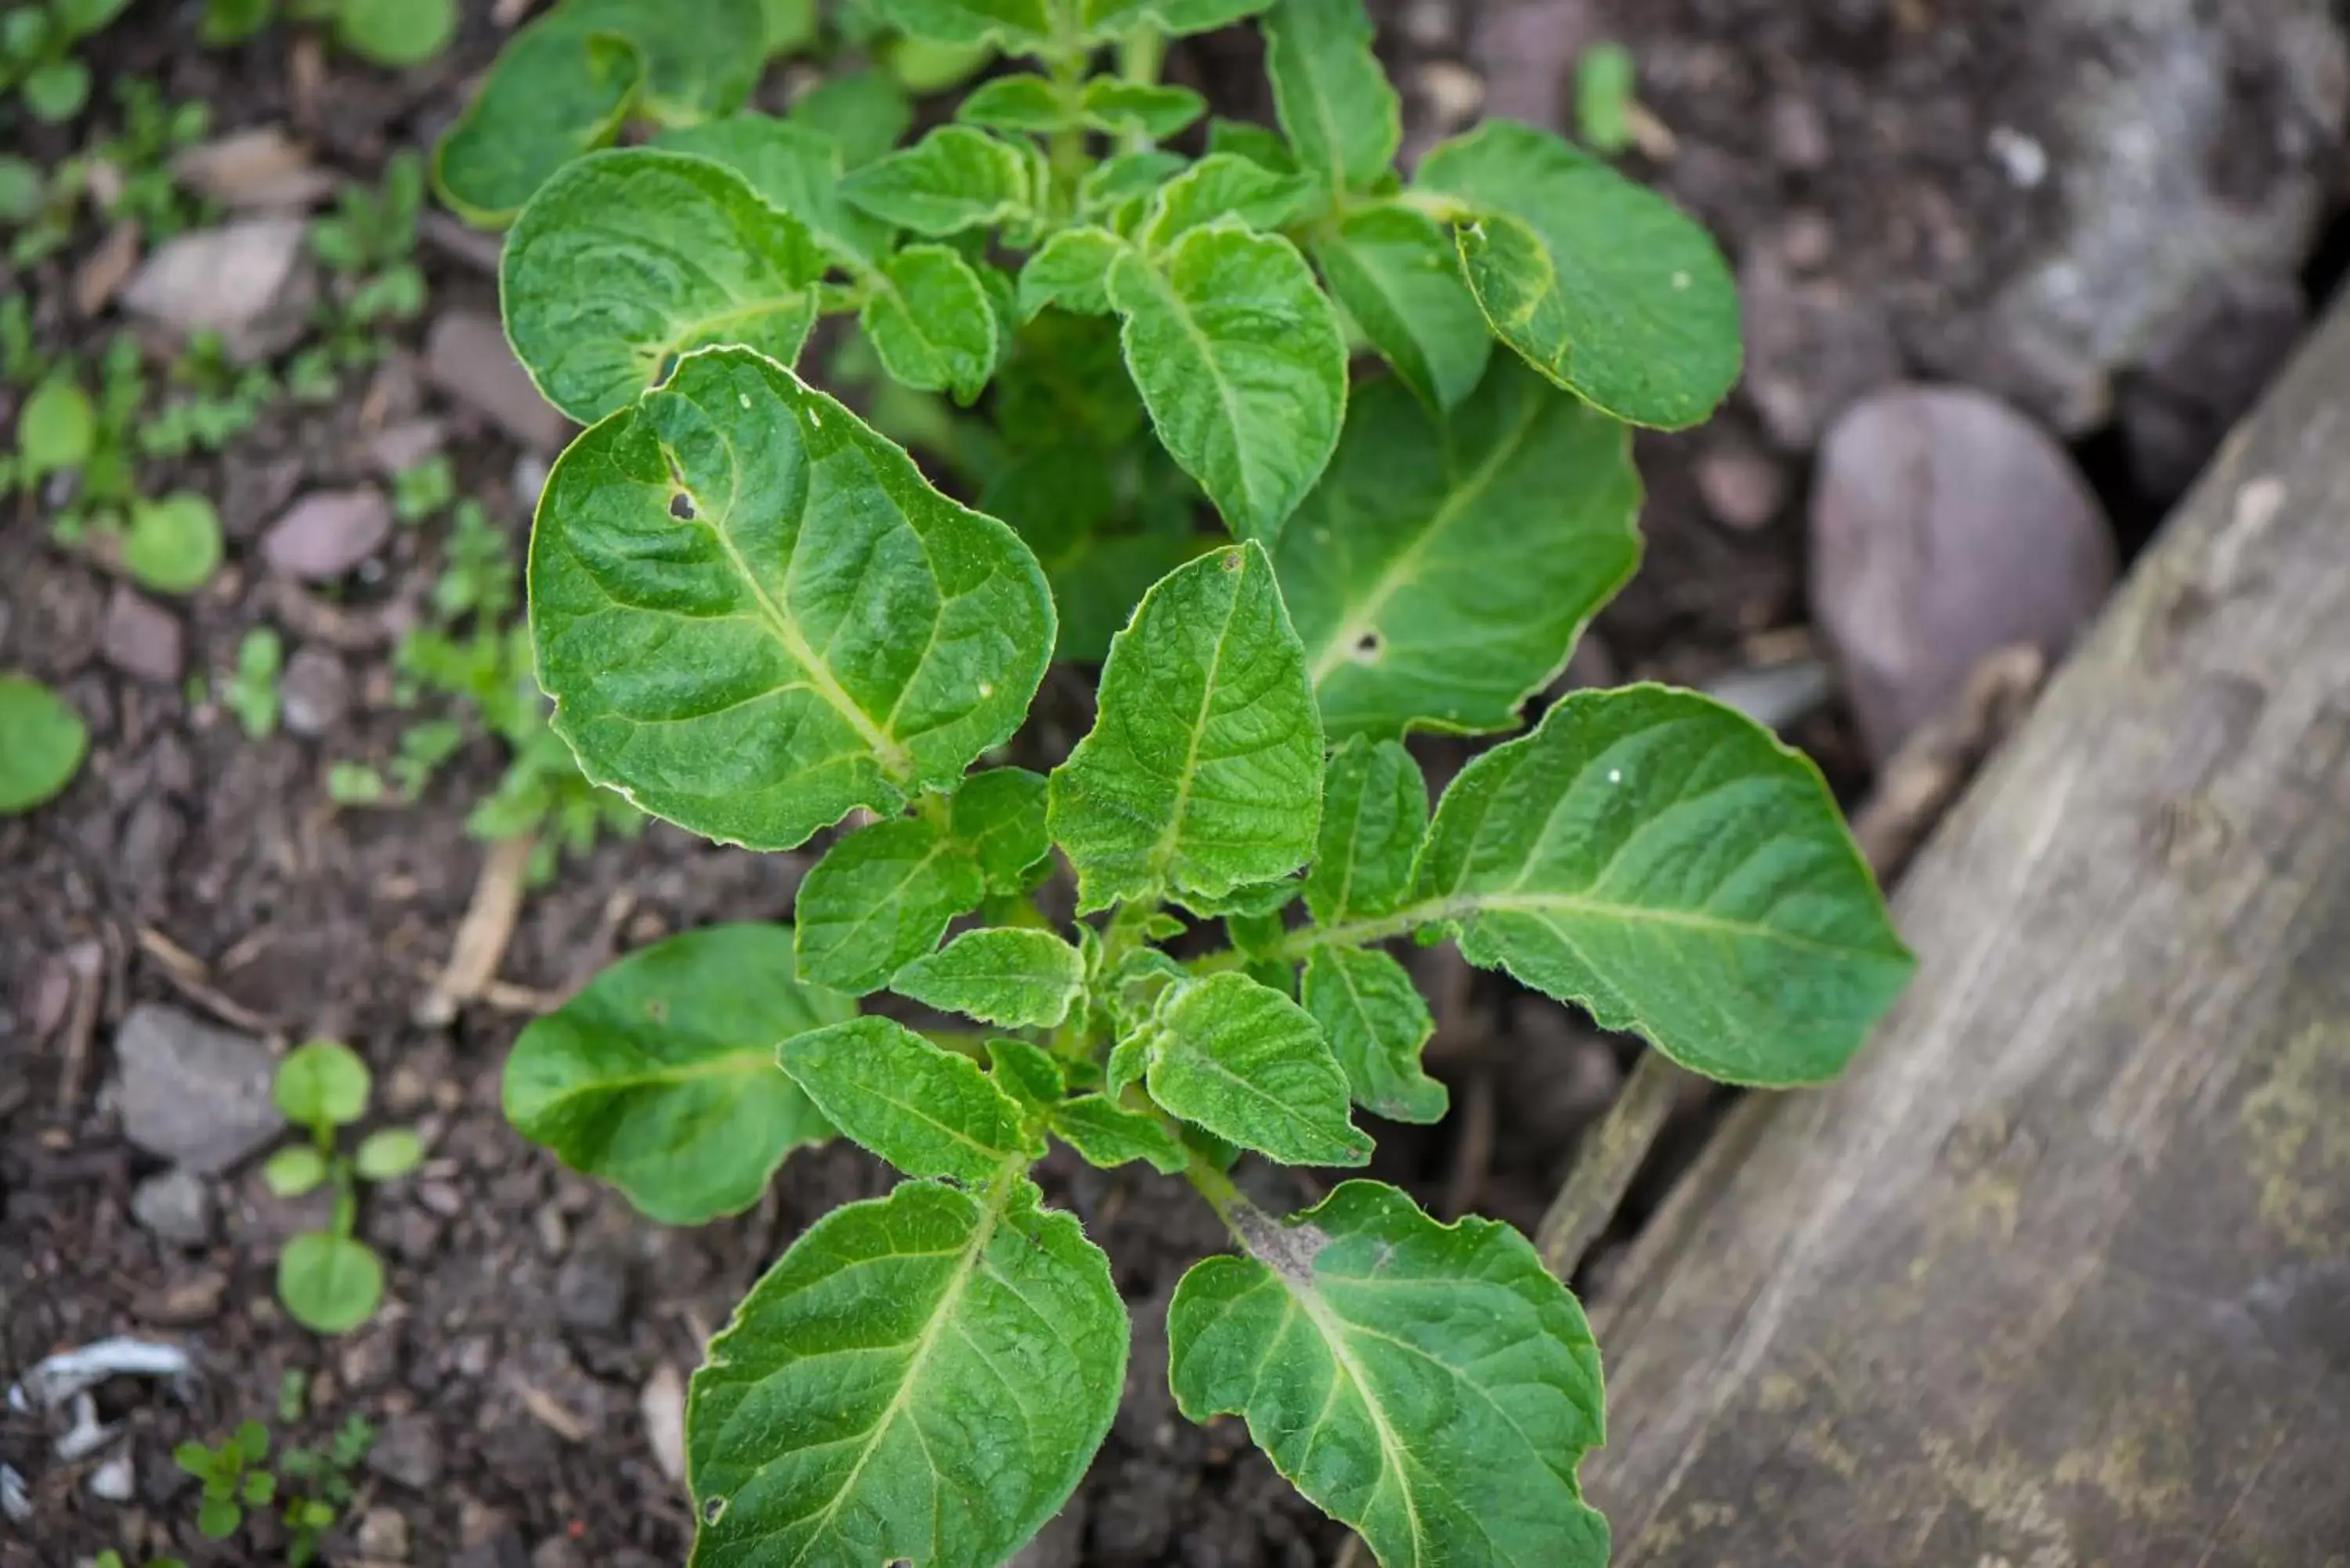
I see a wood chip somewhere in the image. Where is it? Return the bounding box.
[515,1382,592,1444]
[415,835,535,1027]
[135,926,277,1037]
[73,221,141,317]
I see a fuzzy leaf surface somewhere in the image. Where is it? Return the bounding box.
[1081,80,1208,139]
[891,927,1086,1029]
[1141,973,1368,1167]
[502,149,825,424]
[841,125,1032,237]
[1108,222,1347,544]
[1302,946,1444,1123]
[986,1038,1065,1109]
[957,74,1071,132]
[1052,1094,1189,1174]
[1315,204,1492,413]
[779,1016,1030,1183]
[862,244,1000,401]
[794,815,988,994]
[688,1180,1125,1568]
[949,767,1052,894]
[1169,1181,1609,1567]
[1048,543,1321,912]
[653,114,895,266]
[530,348,1054,851]
[1261,0,1398,193]
[1275,360,1638,739]
[1412,687,1914,1085]
[1138,154,1318,251]
[1418,120,1740,429]
[1018,226,1126,319]
[504,924,848,1224]
[1304,736,1426,927]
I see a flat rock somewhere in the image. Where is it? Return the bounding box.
[279,645,351,737]
[115,1003,285,1175]
[262,487,392,581]
[121,217,317,363]
[100,587,184,684]
[1811,385,2116,763]
[171,126,336,211]
[130,1168,215,1248]
[425,311,570,452]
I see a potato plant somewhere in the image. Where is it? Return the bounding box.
[465,1,1914,1563]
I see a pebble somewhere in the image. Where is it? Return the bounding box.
[1811,385,2116,762]
[130,1168,215,1247]
[530,1541,588,1568]
[555,1251,629,1334]
[121,217,318,363]
[368,417,450,477]
[356,1505,412,1560]
[278,645,352,737]
[511,450,551,511]
[100,587,185,684]
[365,1414,443,1491]
[1694,442,1789,532]
[640,1365,686,1485]
[426,311,571,452]
[262,488,393,581]
[1412,60,1485,136]
[531,1201,569,1257]
[172,126,336,211]
[115,1004,285,1174]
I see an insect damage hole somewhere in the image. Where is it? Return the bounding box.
[670,492,696,521]
[702,1496,727,1526]
[1349,630,1383,665]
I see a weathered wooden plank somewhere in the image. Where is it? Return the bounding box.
[1584,295,2350,1566]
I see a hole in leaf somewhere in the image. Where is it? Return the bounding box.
[670,492,696,521]
[703,1496,727,1526]
[1350,630,1383,664]
[1220,550,1242,572]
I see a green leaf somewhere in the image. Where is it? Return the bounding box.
[1261,0,1398,193]
[780,1016,1031,1183]
[1169,1180,1610,1567]
[18,373,95,477]
[689,1180,1125,1568]
[1275,359,1639,739]
[1050,529,1209,664]
[1079,149,1186,221]
[949,767,1051,894]
[197,1494,242,1538]
[1131,973,1368,1166]
[1080,79,1207,139]
[53,0,133,36]
[1574,41,1639,156]
[956,73,1072,132]
[278,1233,385,1335]
[1302,946,1443,1123]
[1314,204,1492,413]
[985,1036,1065,1109]
[840,125,1032,237]
[530,348,1055,851]
[860,244,1000,401]
[866,0,1051,52]
[121,493,224,594]
[1304,736,1425,926]
[1417,120,1741,429]
[1051,1093,1188,1175]
[891,927,1085,1029]
[352,1127,425,1180]
[1412,687,1914,1084]
[1049,543,1323,912]
[0,676,85,815]
[653,114,894,267]
[1108,223,1347,544]
[501,149,825,425]
[1017,225,1126,319]
[275,1041,371,1127]
[761,0,817,51]
[262,1144,328,1198]
[787,69,912,168]
[201,0,273,42]
[432,0,770,226]
[334,0,457,65]
[1207,116,1299,174]
[504,924,848,1224]
[1079,0,1271,38]
[1138,154,1318,252]
[23,59,91,124]
[884,31,994,93]
[794,815,988,994]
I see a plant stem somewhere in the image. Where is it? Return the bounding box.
[1115,24,1166,154]
[1188,901,1447,975]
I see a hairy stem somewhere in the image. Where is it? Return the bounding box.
[1116,23,1166,153]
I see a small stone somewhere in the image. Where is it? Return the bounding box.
[356,1505,412,1560]
[89,1451,134,1502]
[415,1180,465,1218]
[450,1529,528,1568]
[426,312,571,451]
[278,646,351,737]
[339,1325,401,1390]
[641,1365,687,1485]
[1767,92,1831,172]
[530,1541,588,1568]
[1694,443,1789,532]
[1414,60,1485,135]
[555,1251,628,1334]
[131,1168,215,1247]
[1811,385,2116,762]
[121,217,318,363]
[366,1414,443,1491]
[531,1201,569,1257]
[135,1269,229,1324]
[262,488,393,581]
[115,1004,284,1174]
[511,450,551,511]
[368,417,449,477]
[172,127,336,211]
[100,587,185,684]
[74,220,142,317]
[1398,0,1454,49]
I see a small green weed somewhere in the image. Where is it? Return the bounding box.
[167,1411,374,1567]
[202,0,455,68]
[0,0,132,124]
[224,626,284,740]
[309,150,427,367]
[261,1041,424,1335]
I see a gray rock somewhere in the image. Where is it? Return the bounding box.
[368,417,449,477]
[555,1250,629,1334]
[355,1505,412,1560]
[426,312,571,452]
[365,1414,443,1491]
[278,645,351,737]
[1811,385,2115,763]
[121,217,317,363]
[99,587,184,684]
[130,1168,215,1248]
[115,1004,285,1175]
[262,488,392,581]
[1694,441,1789,532]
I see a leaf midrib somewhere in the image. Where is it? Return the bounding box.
[1145,553,1253,894]
[521,1048,782,1117]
